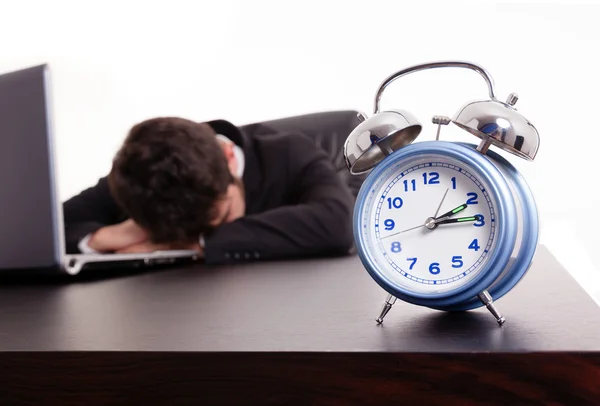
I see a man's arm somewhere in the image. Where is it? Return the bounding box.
[62,177,127,253]
[203,134,355,264]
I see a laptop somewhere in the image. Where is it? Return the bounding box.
[0,64,201,276]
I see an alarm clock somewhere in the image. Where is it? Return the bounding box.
[343,61,540,326]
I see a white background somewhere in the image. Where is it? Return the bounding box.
[2,0,599,302]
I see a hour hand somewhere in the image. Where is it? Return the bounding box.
[435,203,468,220]
[434,215,482,226]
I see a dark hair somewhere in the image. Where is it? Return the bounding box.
[108,117,233,244]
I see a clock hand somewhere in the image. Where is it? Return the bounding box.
[383,212,480,238]
[382,188,453,240]
[433,188,450,219]
[383,199,474,239]
[434,203,468,220]
[380,223,424,239]
[427,215,482,228]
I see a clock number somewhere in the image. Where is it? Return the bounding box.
[387,197,403,209]
[384,219,395,230]
[391,242,402,253]
[466,192,478,205]
[473,215,485,227]
[403,179,416,192]
[423,172,440,185]
[429,262,441,275]
[451,255,464,268]
[407,257,417,270]
[468,239,481,251]
[451,177,457,190]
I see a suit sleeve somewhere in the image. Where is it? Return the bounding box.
[62,177,125,253]
[203,135,355,264]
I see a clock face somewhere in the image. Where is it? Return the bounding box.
[357,153,499,295]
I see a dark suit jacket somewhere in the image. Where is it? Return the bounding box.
[63,111,364,265]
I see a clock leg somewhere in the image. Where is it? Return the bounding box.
[376,293,397,324]
[478,290,506,326]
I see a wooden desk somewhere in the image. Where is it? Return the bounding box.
[0,245,598,405]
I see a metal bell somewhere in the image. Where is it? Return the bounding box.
[343,61,541,175]
[343,109,422,175]
[451,94,540,161]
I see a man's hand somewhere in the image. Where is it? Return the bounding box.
[87,219,149,252]
[115,240,204,255]
[87,218,204,256]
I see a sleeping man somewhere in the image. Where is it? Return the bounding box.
[63,113,361,265]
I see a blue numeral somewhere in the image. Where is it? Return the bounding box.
[429,262,440,275]
[407,257,417,270]
[387,197,403,209]
[384,219,395,230]
[391,242,401,253]
[474,215,485,227]
[468,239,480,251]
[403,179,416,192]
[451,177,457,190]
[423,172,440,185]
[451,256,463,268]
[466,192,478,205]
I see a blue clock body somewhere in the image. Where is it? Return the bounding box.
[353,140,539,311]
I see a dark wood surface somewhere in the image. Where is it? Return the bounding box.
[0,245,598,352]
[0,244,599,405]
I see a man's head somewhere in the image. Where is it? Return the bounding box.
[108,117,245,245]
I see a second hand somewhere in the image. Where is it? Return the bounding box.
[381,224,424,239]
[382,188,451,240]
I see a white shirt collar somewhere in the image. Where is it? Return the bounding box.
[215,133,245,178]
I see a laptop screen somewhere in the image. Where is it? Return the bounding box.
[0,65,62,270]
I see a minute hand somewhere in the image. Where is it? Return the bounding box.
[435,215,482,226]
